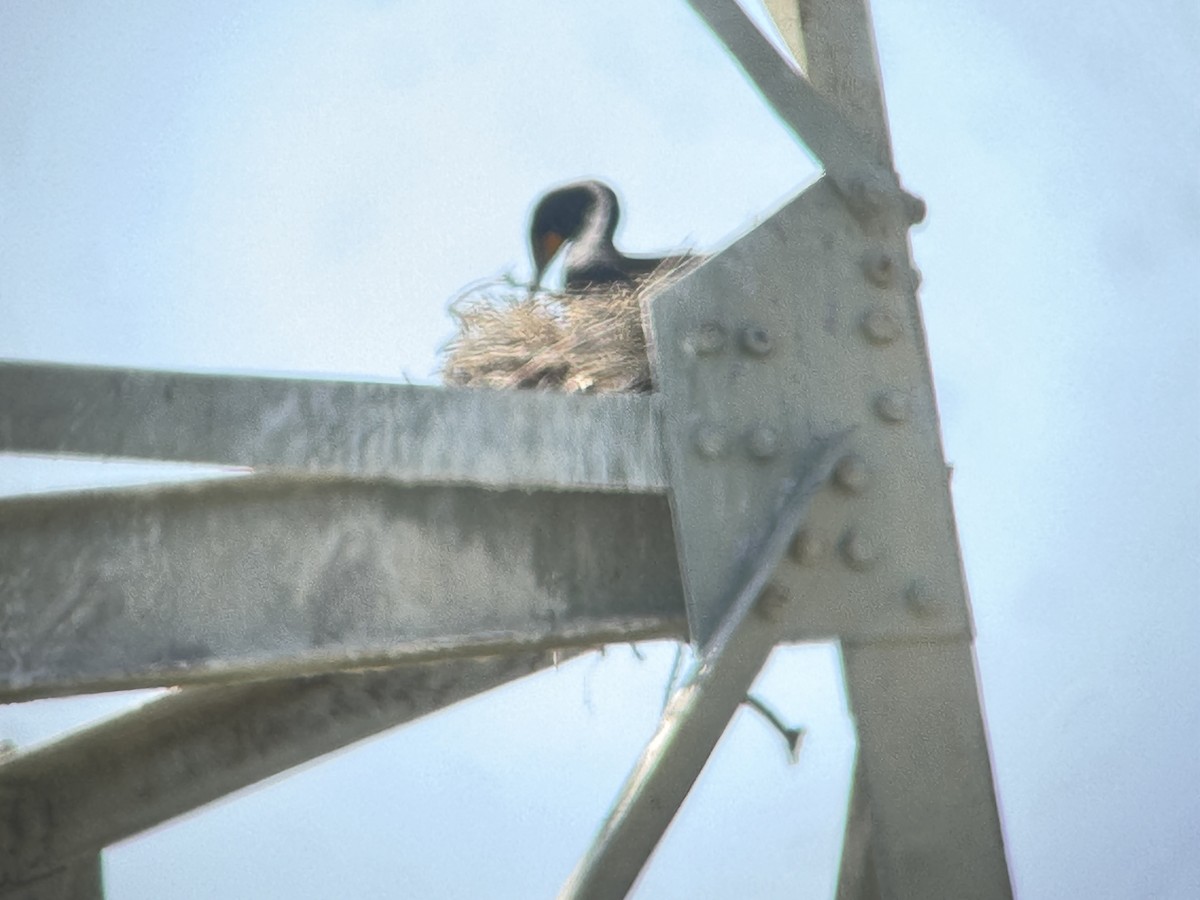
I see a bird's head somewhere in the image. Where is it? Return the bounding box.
[528,181,618,292]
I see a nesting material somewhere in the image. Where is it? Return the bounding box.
[441,260,698,393]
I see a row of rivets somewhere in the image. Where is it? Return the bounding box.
[689,321,777,459]
[788,526,938,614]
[693,423,781,460]
[687,323,775,359]
[859,243,907,424]
[843,190,931,618]
[788,526,878,570]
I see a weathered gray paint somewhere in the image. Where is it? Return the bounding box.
[0,362,666,493]
[774,0,1013,895]
[0,0,1013,894]
[649,178,970,648]
[843,640,1012,898]
[836,758,881,900]
[0,478,685,701]
[1,857,103,900]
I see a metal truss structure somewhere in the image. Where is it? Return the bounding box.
[0,1,1013,897]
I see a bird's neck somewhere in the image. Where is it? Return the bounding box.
[576,183,620,249]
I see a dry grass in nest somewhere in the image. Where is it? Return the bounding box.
[440,260,698,393]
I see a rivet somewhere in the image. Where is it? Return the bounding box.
[747,425,780,460]
[789,529,825,565]
[905,581,936,616]
[834,454,870,493]
[902,191,927,225]
[861,250,895,287]
[840,528,879,570]
[694,423,728,459]
[874,390,910,423]
[861,308,901,345]
[688,322,726,356]
[755,584,789,622]
[740,325,772,357]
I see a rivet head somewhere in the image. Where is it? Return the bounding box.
[688,322,726,356]
[789,529,825,565]
[694,423,728,459]
[902,191,927,225]
[747,425,780,460]
[740,325,772,357]
[861,308,901,345]
[874,390,910,423]
[834,454,871,493]
[905,581,936,616]
[840,528,879,570]
[755,584,789,622]
[861,250,895,287]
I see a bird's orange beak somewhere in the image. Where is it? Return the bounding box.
[539,231,564,266]
[531,231,565,293]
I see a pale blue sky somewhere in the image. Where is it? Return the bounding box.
[1,1,1197,897]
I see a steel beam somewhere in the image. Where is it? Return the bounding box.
[0,653,564,889]
[649,178,968,647]
[835,757,881,900]
[0,477,686,700]
[1,857,103,900]
[0,362,666,493]
[789,0,895,166]
[687,0,897,202]
[842,640,1012,898]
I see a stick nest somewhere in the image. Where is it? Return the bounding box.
[440,260,698,393]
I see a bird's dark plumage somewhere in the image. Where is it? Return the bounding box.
[528,180,678,292]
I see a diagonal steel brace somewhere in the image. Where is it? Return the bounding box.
[559,433,847,899]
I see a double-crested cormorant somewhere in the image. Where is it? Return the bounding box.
[528,179,679,292]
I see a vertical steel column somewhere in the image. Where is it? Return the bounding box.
[779,1,1013,896]
[841,641,1011,897]
[835,759,881,900]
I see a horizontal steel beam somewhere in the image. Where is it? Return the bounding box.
[0,653,566,889]
[0,361,666,492]
[0,477,686,700]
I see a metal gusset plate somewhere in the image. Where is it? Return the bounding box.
[649,177,968,648]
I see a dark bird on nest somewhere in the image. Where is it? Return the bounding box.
[528,179,686,293]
